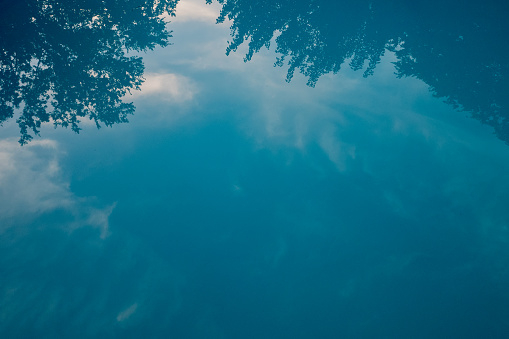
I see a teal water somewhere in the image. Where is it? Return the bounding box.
[1,0,509,338]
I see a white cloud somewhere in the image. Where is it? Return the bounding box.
[0,139,72,220]
[0,138,116,237]
[130,73,197,102]
[143,5,253,73]
[172,0,222,24]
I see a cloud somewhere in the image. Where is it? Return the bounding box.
[0,226,184,337]
[120,72,200,127]
[129,73,197,102]
[318,124,355,172]
[116,303,138,322]
[0,139,71,219]
[139,8,509,182]
[0,138,116,237]
[143,5,253,73]
[172,0,222,24]
[69,202,116,239]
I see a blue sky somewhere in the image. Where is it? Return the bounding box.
[1,1,509,337]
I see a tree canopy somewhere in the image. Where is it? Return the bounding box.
[209,0,509,143]
[0,0,177,144]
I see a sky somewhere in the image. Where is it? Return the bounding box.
[1,0,509,338]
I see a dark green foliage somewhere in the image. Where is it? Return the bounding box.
[0,0,178,144]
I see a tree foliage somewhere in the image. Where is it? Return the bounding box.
[209,0,509,143]
[0,0,177,144]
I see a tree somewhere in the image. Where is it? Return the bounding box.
[209,0,509,144]
[0,0,177,144]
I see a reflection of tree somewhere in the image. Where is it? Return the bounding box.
[0,0,177,144]
[209,0,392,86]
[392,1,509,143]
[209,0,509,143]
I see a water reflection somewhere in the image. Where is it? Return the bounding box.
[0,0,177,144]
[210,0,509,143]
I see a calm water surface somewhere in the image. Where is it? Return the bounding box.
[1,0,509,338]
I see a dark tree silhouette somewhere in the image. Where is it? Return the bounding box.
[0,0,177,144]
[208,0,509,144]
[208,0,394,86]
[391,1,509,143]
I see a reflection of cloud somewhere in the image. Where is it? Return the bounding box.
[0,138,115,237]
[232,184,243,193]
[144,5,509,183]
[70,203,116,239]
[132,73,197,102]
[172,0,222,23]
[318,125,355,172]
[116,303,138,322]
[122,72,198,126]
[239,50,498,173]
[0,139,72,220]
[150,6,252,72]
[0,227,184,336]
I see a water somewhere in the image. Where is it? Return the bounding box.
[1,0,509,338]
